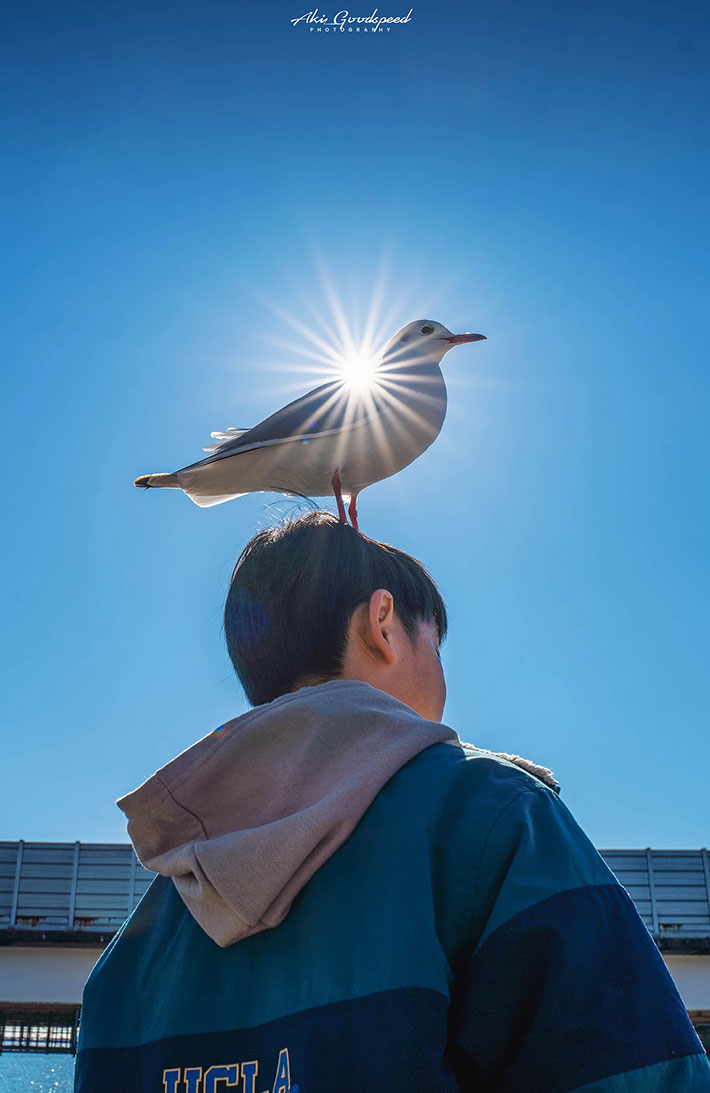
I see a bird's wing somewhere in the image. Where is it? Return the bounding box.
[191,378,382,467]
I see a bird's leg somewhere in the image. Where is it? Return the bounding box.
[331,468,347,523]
[348,491,360,533]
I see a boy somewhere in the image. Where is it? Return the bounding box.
[76,512,710,1091]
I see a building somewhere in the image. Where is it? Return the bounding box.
[1,841,709,1054]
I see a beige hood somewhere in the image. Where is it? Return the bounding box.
[119,679,559,948]
[117,680,461,947]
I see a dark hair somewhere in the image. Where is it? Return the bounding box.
[224,511,447,706]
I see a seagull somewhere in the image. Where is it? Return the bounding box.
[134,319,486,531]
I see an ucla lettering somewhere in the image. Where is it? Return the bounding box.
[162,1050,295,1092]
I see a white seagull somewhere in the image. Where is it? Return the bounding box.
[134,319,486,530]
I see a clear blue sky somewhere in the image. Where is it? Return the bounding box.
[1,0,707,848]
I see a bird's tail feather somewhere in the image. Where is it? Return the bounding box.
[181,485,247,507]
[134,472,180,489]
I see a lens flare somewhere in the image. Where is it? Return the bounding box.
[337,350,381,391]
[250,247,489,485]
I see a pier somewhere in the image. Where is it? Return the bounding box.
[0,841,153,1054]
[1,841,709,1054]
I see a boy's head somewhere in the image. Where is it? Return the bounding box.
[224,511,448,720]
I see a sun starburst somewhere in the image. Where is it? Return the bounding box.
[243,246,488,499]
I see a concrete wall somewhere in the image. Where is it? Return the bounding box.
[1,946,709,1013]
[664,955,710,1012]
[0,948,103,1005]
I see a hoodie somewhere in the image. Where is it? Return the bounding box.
[116,680,462,947]
[76,681,710,1093]
[116,680,560,949]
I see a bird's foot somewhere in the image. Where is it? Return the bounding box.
[331,468,347,523]
[348,492,360,533]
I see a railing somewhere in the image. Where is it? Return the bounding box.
[1,841,710,941]
[0,842,154,934]
[600,849,710,941]
[0,1006,79,1054]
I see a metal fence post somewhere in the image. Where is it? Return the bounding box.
[9,840,24,927]
[127,849,137,914]
[68,841,80,928]
[646,847,659,938]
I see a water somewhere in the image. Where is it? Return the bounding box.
[0,1054,75,1092]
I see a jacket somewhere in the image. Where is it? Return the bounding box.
[75,680,710,1092]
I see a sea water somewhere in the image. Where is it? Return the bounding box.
[0,1053,75,1092]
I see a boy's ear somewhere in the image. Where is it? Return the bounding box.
[366,588,397,666]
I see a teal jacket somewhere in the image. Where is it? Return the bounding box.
[76,740,710,1091]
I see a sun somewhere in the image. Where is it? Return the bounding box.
[337,350,380,391]
[253,244,458,410]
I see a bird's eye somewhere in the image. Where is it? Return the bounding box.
[420,325,434,335]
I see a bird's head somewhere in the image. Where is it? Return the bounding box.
[382,320,486,367]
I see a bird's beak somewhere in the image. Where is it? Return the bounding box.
[441,333,487,345]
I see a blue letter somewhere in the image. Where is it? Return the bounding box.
[163,1071,181,1093]
[241,1060,258,1093]
[185,1067,203,1093]
[272,1049,291,1093]
[204,1065,239,1093]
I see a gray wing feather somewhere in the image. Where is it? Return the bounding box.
[187,378,380,470]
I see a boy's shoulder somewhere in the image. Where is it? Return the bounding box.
[396,735,559,789]
[379,736,562,834]
[376,737,618,945]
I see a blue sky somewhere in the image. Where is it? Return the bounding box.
[1,0,707,848]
